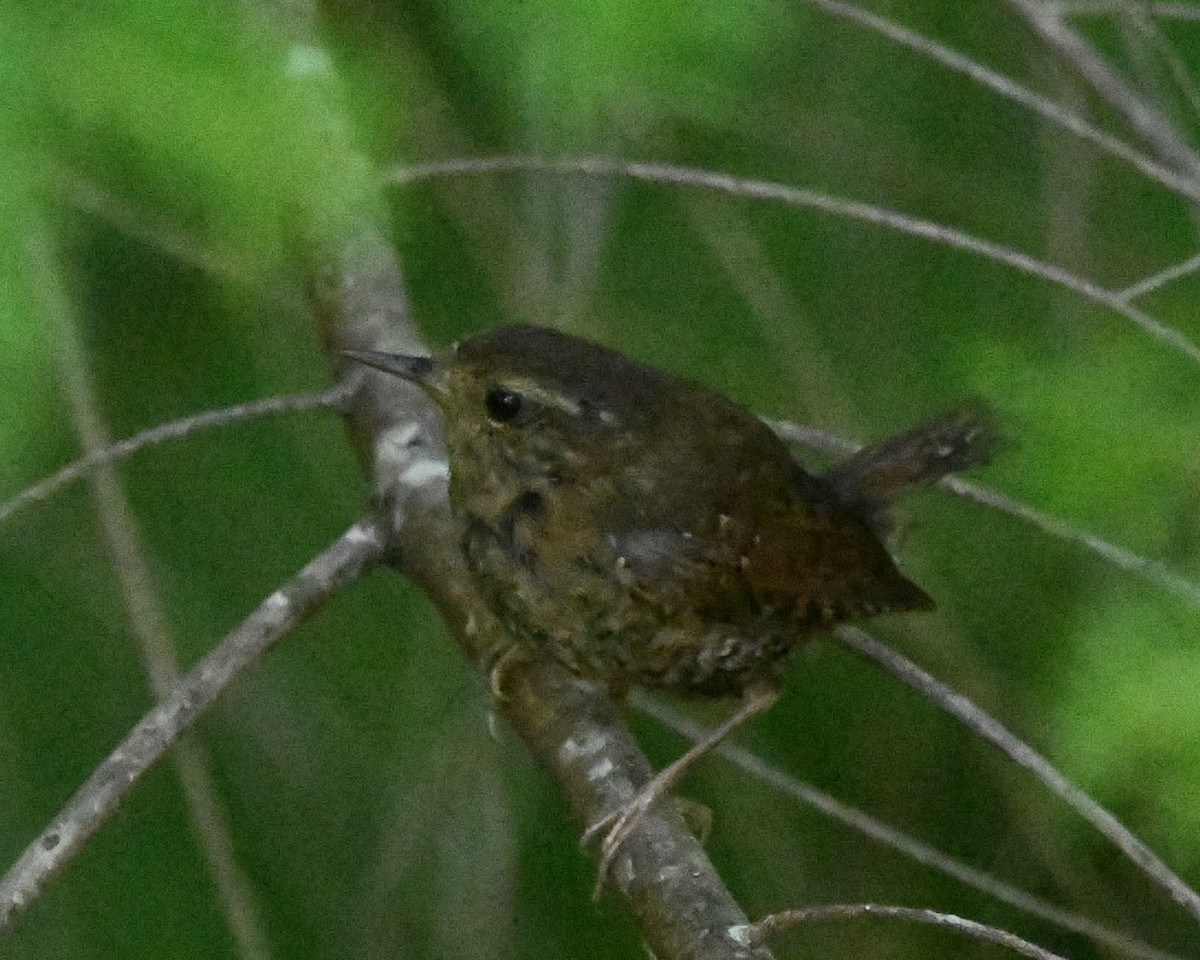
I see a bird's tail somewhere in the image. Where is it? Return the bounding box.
[822,400,997,522]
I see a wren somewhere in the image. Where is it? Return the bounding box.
[346,324,992,884]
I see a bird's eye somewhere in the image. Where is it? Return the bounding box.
[485,387,524,424]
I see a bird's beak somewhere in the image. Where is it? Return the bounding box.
[341,349,448,400]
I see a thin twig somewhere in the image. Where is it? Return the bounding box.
[795,0,1200,203]
[1004,0,1200,177]
[739,903,1068,960]
[1117,251,1200,301]
[0,518,386,932]
[632,693,1186,960]
[940,474,1200,607]
[389,158,1200,366]
[1144,2,1200,19]
[1050,2,1200,19]
[11,372,1197,629]
[8,383,1195,637]
[835,626,1200,925]
[0,386,350,526]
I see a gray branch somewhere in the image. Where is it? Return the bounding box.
[314,230,772,960]
[0,519,385,931]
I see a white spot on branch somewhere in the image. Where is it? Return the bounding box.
[560,731,608,763]
[399,458,450,488]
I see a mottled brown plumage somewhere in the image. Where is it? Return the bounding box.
[347,325,991,699]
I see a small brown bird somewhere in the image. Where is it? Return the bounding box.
[346,324,993,885]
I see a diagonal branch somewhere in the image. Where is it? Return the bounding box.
[0,519,385,932]
[315,231,774,960]
[1004,0,1200,177]
[796,0,1200,203]
[42,236,274,960]
[835,626,1200,925]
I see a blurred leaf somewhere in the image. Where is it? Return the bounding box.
[438,0,786,143]
[1056,593,1200,874]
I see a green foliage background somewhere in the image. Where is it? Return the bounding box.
[2,1,1199,957]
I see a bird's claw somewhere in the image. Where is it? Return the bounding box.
[584,793,658,901]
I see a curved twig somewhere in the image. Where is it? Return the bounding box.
[389,158,1200,366]
[740,903,1068,960]
[835,626,1200,924]
[0,386,350,526]
[632,694,1185,960]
